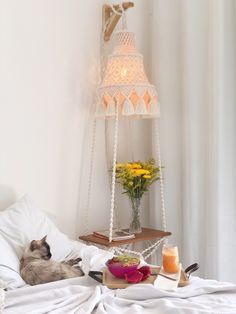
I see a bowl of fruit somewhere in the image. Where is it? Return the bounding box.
[106,255,140,279]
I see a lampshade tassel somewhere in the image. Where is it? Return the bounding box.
[122,99,135,115]
[150,100,160,117]
[106,99,116,116]
[96,102,105,117]
[135,98,148,115]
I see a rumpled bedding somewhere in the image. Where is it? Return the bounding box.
[3,275,236,314]
[0,279,5,314]
[1,242,236,313]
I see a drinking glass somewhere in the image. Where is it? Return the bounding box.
[162,244,179,273]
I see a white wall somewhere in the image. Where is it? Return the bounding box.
[0,0,152,238]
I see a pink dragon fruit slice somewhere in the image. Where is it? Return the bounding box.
[125,270,143,283]
[138,266,151,281]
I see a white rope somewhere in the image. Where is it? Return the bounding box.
[128,119,134,161]
[109,246,143,259]
[143,238,165,260]
[110,119,169,262]
[154,118,167,233]
[105,120,121,229]
[107,237,166,261]
[83,118,97,235]
[142,239,162,255]
[109,102,119,242]
[144,239,165,260]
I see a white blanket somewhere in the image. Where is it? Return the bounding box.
[3,276,236,314]
[0,279,6,314]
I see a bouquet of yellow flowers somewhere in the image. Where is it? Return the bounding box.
[115,159,160,199]
[115,159,160,233]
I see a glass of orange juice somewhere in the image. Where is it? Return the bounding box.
[162,244,179,273]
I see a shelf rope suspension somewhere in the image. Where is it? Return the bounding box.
[108,117,167,260]
[108,101,120,242]
[154,119,167,234]
[83,2,168,260]
[83,117,97,235]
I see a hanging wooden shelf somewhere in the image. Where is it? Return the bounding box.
[79,228,171,248]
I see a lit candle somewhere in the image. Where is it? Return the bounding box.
[162,244,179,274]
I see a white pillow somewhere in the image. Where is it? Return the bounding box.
[0,195,76,289]
[0,235,26,288]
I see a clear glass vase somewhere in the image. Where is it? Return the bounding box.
[129,196,142,234]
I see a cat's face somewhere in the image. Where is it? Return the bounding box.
[29,235,52,260]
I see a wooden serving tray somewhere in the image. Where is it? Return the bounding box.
[102,267,189,289]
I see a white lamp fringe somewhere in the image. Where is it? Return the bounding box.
[96,102,105,117]
[149,100,160,117]
[135,99,148,115]
[106,99,116,116]
[122,99,135,115]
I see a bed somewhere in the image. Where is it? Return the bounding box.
[1,196,236,314]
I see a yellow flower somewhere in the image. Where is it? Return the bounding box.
[116,163,125,168]
[126,163,133,168]
[134,169,150,175]
[131,163,142,169]
[130,170,141,177]
[143,175,152,179]
[126,163,142,169]
[114,159,160,197]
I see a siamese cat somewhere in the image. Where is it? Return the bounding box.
[20,236,84,285]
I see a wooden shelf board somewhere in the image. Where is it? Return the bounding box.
[79,227,171,247]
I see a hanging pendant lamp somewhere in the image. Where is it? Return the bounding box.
[96,30,160,118]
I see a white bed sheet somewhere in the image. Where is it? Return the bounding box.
[3,275,236,314]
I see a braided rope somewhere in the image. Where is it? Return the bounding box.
[109,246,143,259]
[142,238,163,255]
[83,118,97,235]
[109,102,119,242]
[107,237,166,261]
[105,120,121,229]
[143,238,165,260]
[154,118,167,233]
[128,119,134,161]
[146,240,154,253]
[142,238,164,259]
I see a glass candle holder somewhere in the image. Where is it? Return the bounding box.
[162,244,179,274]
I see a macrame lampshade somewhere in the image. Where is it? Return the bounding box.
[96,30,160,118]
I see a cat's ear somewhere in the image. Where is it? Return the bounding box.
[30,240,38,251]
[41,235,47,243]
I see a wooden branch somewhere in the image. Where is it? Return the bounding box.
[103,2,134,41]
